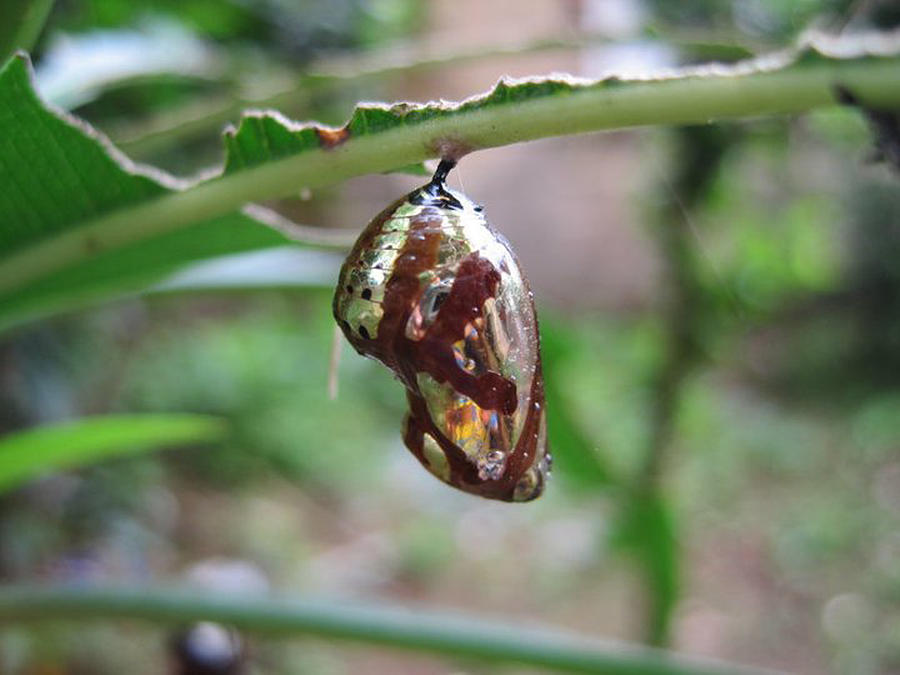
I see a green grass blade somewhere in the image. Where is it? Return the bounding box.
[0,414,227,492]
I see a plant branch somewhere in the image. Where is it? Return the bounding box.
[2,32,900,296]
[0,585,786,675]
[111,31,759,158]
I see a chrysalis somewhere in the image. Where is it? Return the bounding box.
[333,160,550,501]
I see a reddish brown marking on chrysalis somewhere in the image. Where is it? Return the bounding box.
[333,160,550,502]
[365,218,517,415]
[403,361,544,502]
[414,255,517,414]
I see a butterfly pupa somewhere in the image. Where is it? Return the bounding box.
[333,160,551,501]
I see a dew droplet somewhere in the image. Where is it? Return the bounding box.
[541,453,553,476]
[477,450,507,481]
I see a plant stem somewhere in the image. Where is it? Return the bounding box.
[2,44,900,295]
[112,31,759,158]
[0,585,786,675]
[635,124,738,647]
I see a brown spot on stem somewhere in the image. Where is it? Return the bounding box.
[316,126,351,148]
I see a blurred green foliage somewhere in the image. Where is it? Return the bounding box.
[0,413,226,492]
[2,0,900,674]
[43,0,423,56]
[118,292,403,490]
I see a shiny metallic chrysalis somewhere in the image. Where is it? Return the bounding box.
[333,160,551,501]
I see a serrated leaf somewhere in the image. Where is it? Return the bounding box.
[224,110,430,175]
[216,75,645,178]
[0,54,294,329]
[224,110,330,172]
[0,55,167,255]
[0,413,227,493]
[2,33,900,332]
[216,29,900,183]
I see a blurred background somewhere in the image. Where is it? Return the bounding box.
[2,0,900,673]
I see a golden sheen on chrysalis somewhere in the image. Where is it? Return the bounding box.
[333,160,551,502]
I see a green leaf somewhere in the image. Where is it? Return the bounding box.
[0,54,295,329]
[0,54,165,255]
[0,0,53,61]
[3,34,900,331]
[114,31,761,160]
[0,216,294,330]
[0,413,227,492]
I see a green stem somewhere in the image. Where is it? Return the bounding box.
[2,48,900,295]
[112,31,759,158]
[0,585,785,675]
[635,125,737,647]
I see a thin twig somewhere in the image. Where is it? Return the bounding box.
[0,585,788,675]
